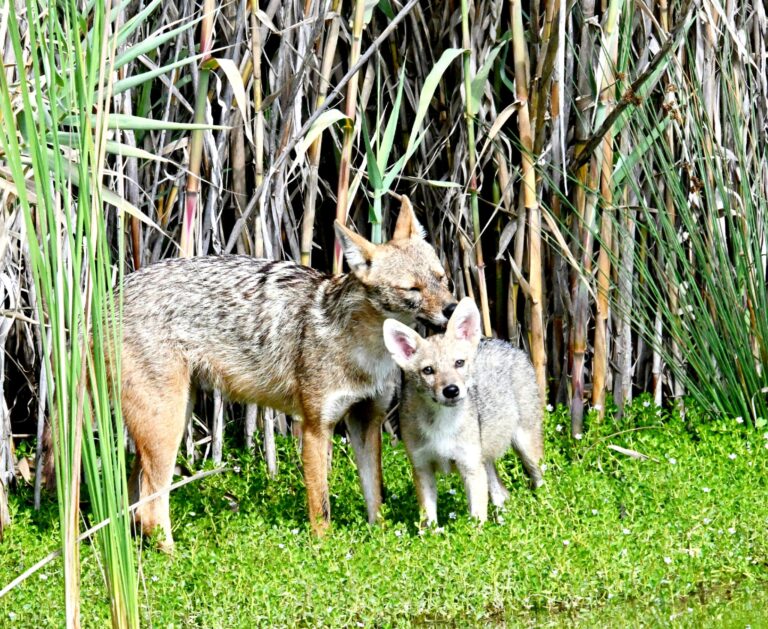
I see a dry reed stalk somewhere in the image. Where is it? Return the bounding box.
[591,0,622,416]
[301,0,341,266]
[334,0,366,273]
[459,0,492,336]
[510,0,546,396]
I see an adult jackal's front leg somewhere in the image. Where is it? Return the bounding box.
[346,398,385,524]
[301,415,332,536]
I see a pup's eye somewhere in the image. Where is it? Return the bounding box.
[455,359,465,368]
[422,366,434,375]
[408,287,421,293]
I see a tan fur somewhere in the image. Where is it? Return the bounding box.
[115,197,456,548]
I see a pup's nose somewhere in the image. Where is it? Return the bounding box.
[442,302,458,319]
[443,384,460,399]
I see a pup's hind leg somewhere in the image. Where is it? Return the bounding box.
[511,427,544,489]
[123,351,190,551]
[485,461,511,508]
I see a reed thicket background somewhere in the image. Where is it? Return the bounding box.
[0,0,766,624]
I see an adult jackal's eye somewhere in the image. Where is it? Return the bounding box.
[455,359,465,368]
[422,366,434,375]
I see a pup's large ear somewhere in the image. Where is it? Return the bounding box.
[334,221,376,277]
[383,319,423,368]
[392,195,426,241]
[446,297,481,348]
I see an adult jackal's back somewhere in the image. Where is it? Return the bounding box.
[118,197,455,548]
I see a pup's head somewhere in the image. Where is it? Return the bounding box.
[383,297,481,406]
[334,196,457,327]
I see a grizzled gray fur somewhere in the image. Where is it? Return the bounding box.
[383,297,543,525]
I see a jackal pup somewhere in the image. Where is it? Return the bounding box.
[118,197,456,548]
[383,297,544,525]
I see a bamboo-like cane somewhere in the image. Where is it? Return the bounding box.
[510,0,547,396]
[334,0,367,273]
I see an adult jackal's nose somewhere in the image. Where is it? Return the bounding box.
[442,302,458,319]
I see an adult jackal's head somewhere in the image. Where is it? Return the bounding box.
[334,196,457,327]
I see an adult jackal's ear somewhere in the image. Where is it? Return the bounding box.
[392,195,426,241]
[334,220,376,277]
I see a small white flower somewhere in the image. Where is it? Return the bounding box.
[643,400,651,408]
[574,433,583,440]
[728,527,736,535]
[664,556,672,565]
[736,417,744,424]
[434,526,445,534]
[448,489,457,495]
[394,529,403,537]
[562,539,570,546]
[345,552,352,560]
[278,543,285,549]
[233,465,241,473]
[448,512,457,520]
[497,515,505,524]
[728,453,737,460]
[189,511,196,517]
[291,528,300,535]
[391,494,398,500]
[622,528,631,535]
[546,404,554,412]
[151,575,159,582]
[356,622,365,628]
[39,573,48,581]
[555,424,563,432]
[703,517,712,525]
[541,464,548,473]
[340,436,348,444]
[668,457,677,465]
[8,612,16,621]
[551,569,558,577]
[592,509,599,516]
[702,487,711,493]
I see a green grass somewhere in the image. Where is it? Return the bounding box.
[2,399,768,627]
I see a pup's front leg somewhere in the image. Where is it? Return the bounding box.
[459,461,489,522]
[412,463,438,526]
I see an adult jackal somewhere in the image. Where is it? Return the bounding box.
[118,197,456,548]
